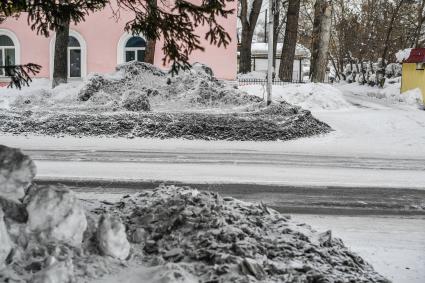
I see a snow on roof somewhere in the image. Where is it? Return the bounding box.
[404,48,425,63]
[395,48,412,63]
[251,42,311,58]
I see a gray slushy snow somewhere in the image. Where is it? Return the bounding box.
[0,145,36,202]
[31,258,74,283]
[97,214,130,260]
[0,209,13,268]
[26,186,87,247]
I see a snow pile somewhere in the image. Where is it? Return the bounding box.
[240,83,353,111]
[0,79,82,111]
[77,61,260,111]
[0,62,333,141]
[395,48,412,63]
[97,185,388,283]
[1,62,259,113]
[0,145,389,282]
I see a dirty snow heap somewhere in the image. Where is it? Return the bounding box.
[0,145,389,282]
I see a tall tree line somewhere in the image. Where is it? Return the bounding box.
[239,0,425,82]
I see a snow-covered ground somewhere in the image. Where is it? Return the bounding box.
[2,78,425,283]
[4,81,424,160]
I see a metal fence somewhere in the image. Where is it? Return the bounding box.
[237,78,304,86]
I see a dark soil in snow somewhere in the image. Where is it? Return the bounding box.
[0,103,331,141]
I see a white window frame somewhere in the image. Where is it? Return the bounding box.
[49,30,87,80]
[124,47,146,62]
[117,33,147,64]
[0,29,20,78]
[68,43,82,78]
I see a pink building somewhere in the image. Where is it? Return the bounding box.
[0,2,238,83]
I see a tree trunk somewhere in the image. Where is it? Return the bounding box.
[381,0,405,66]
[52,18,70,88]
[414,0,425,47]
[144,0,157,64]
[278,0,301,81]
[239,0,263,74]
[239,29,254,73]
[272,1,281,70]
[145,40,156,64]
[310,0,332,83]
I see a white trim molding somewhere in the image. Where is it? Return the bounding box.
[49,29,87,79]
[117,32,146,64]
[0,28,21,65]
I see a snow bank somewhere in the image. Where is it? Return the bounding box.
[337,81,424,108]
[240,83,353,111]
[0,79,82,111]
[0,62,260,113]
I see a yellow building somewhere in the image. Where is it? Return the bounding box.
[401,48,425,102]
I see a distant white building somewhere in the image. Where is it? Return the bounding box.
[238,43,311,82]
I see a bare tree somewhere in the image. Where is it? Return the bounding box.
[381,0,407,65]
[279,0,301,81]
[239,0,264,73]
[310,0,332,83]
[272,0,288,69]
[413,0,425,47]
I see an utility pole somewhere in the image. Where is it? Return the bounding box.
[266,0,274,105]
[264,9,268,43]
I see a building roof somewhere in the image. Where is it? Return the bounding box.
[250,43,311,58]
[405,48,425,63]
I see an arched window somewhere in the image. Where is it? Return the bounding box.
[68,35,81,78]
[124,36,146,62]
[0,34,16,76]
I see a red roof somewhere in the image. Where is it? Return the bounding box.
[405,48,425,63]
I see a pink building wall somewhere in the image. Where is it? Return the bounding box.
[0,2,237,80]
